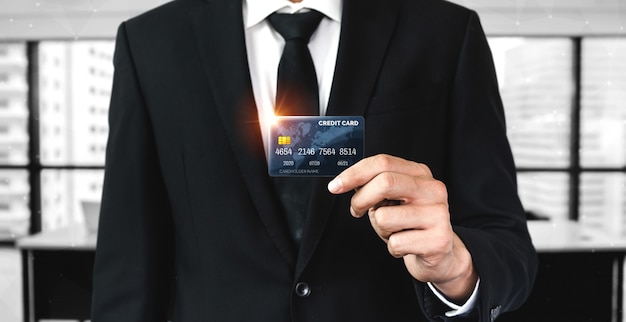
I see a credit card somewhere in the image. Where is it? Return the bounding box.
[268,116,364,177]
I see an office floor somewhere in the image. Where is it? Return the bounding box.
[0,248,22,322]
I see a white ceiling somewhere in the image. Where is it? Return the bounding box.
[0,0,625,39]
[448,0,626,35]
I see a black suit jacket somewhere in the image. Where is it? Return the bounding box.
[92,0,538,321]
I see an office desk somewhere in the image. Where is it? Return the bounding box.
[17,226,95,322]
[499,221,626,321]
[17,221,626,321]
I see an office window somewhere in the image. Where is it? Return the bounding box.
[491,38,573,168]
[0,43,29,167]
[490,37,626,235]
[581,38,626,168]
[0,43,29,240]
[517,172,570,221]
[0,40,114,238]
[40,169,104,232]
[38,41,113,167]
[580,173,626,234]
[0,170,29,239]
[37,41,113,231]
[490,38,574,221]
[578,38,626,235]
[0,36,624,238]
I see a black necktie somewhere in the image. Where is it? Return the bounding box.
[268,10,323,246]
[269,10,324,116]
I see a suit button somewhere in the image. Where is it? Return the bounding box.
[295,282,311,297]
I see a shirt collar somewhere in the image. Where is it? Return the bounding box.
[244,0,342,29]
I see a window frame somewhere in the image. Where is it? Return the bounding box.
[0,36,625,241]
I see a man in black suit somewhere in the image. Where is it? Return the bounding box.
[92,0,537,321]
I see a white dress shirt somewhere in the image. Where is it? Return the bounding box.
[243,0,341,152]
[242,0,478,317]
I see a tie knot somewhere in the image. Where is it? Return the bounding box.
[269,10,324,42]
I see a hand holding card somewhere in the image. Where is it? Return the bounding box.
[327,154,478,303]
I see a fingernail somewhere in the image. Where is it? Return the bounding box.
[327,178,342,193]
[349,206,357,217]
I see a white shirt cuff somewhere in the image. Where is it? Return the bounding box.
[426,278,480,317]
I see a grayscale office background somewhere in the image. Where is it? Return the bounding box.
[0,1,625,321]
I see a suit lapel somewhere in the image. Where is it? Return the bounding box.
[296,0,401,276]
[189,0,297,267]
[325,0,401,117]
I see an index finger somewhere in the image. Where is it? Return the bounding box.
[327,154,432,194]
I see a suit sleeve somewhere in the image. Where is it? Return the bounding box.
[91,22,175,322]
[416,11,538,322]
